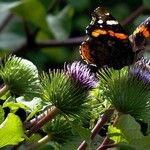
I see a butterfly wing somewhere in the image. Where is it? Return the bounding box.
[80,7,135,70]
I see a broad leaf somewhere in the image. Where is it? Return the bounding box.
[71,120,91,141]
[47,6,73,40]
[12,0,49,33]
[17,97,43,121]
[0,32,25,49]
[117,114,143,141]
[129,135,150,150]
[3,97,30,113]
[108,126,127,143]
[0,107,4,124]
[0,113,25,148]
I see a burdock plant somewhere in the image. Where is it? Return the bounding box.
[89,59,150,150]
[98,64,150,122]
[0,55,40,99]
[26,61,98,137]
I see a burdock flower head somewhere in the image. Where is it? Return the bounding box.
[129,58,150,85]
[98,64,150,122]
[40,61,98,116]
[64,61,98,89]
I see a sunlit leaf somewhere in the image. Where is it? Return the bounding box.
[0,113,25,148]
[2,96,31,113]
[15,96,44,121]
[0,107,4,124]
[108,126,127,143]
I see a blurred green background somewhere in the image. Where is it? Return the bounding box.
[0,0,149,73]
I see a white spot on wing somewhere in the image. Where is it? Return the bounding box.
[98,20,103,24]
[106,20,118,25]
[105,12,109,15]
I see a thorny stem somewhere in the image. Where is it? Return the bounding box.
[24,115,42,129]
[24,109,51,129]
[96,114,120,150]
[77,107,114,150]
[0,84,9,97]
[26,106,58,137]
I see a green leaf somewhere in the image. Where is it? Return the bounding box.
[108,126,127,143]
[0,2,21,13]
[71,120,91,141]
[61,137,83,150]
[0,32,25,49]
[0,113,25,148]
[0,107,4,124]
[3,97,30,113]
[18,97,43,121]
[117,114,143,142]
[143,0,150,9]
[47,6,73,40]
[129,135,150,150]
[0,91,10,100]
[12,0,49,33]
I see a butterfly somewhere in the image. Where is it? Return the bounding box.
[80,7,150,70]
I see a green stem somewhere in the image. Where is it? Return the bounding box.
[26,106,58,137]
[0,84,9,97]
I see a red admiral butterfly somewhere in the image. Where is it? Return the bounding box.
[80,7,150,70]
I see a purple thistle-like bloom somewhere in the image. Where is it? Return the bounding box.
[64,61,98,89]
[130,58,150,85]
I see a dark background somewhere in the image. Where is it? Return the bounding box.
[0,0,149,73]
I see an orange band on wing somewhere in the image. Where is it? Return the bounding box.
[108,30,128,39]
[108,30,115,36]
[114,33,128,39]
[80,42,95,64]
[92,29,107,37]
[133,25,150,38]
[92,29,128,39]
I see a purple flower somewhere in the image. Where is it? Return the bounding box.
[64,61,98,89]
[129,58,150,85]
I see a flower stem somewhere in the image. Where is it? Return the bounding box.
[77,106,114,150]
[0,84,9,97]
[26,106,58,137]
[26,135,50,150]
[96,114,120,150]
